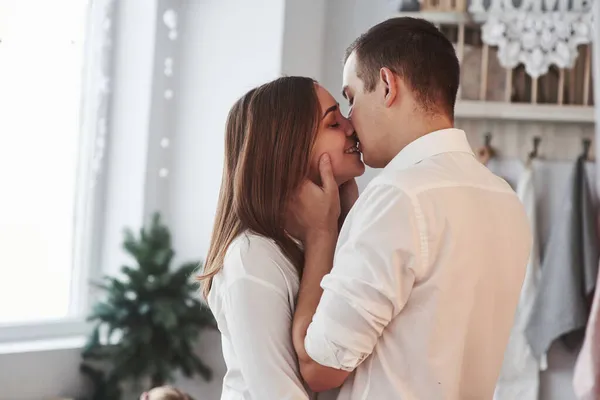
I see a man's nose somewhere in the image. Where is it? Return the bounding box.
[342,117,354,137]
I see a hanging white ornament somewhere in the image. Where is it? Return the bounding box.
[163,9,178,41]
[480,1,594,78]
[164,57,173,76]
[163,9,178,31]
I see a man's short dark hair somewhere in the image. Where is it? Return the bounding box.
[345,17,460,118]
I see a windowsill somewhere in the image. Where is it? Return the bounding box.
[0,335,87,355]
[0,318,92,355]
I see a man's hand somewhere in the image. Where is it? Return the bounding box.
[288,154,340,241]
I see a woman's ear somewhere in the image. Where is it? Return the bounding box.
[379,67,397,108]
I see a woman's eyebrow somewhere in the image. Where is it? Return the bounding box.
[322,104,338,120]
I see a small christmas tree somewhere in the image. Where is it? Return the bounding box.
[80,212,216,400]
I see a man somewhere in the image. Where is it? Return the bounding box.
[290,17,532,399]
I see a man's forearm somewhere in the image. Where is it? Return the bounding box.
[293,229,336,361]
[292,229,344,391]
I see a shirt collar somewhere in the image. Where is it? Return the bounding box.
[386,128,474,171]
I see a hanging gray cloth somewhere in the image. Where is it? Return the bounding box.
[525,156,599,360]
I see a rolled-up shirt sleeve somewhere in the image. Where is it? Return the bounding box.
[305,184,421,371]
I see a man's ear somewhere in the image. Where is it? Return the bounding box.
[379,67,397,108]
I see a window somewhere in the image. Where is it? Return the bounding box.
[0,0,94,325]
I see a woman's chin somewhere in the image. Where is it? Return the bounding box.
[335,165,366,186]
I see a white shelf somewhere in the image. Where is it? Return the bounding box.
[392,12,595,124]
[395,11,486,24]
[455,100,595,123]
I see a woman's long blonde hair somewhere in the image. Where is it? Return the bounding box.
[198,77,321,298]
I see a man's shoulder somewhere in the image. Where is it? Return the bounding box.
[378,153,515,196]
[362,165,424,197]
[360,177,405,202]
[349,178,413,223]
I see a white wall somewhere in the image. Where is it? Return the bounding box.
[280,0,326,81]
[0,344,89,400]
[169,0,286,263]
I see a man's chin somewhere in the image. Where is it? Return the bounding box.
[356,162,366,177]
[335,170,363,186]
[362,154,384,169]
[361,154,374,168]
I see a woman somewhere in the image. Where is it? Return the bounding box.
[199,77,364,399]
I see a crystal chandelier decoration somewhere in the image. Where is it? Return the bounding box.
[470,0,594,78]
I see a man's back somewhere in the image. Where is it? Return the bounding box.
[307,129,531,400]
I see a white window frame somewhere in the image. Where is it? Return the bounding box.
[0,0,117,343]
[0,0,185,348]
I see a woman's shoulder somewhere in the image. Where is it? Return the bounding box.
[227,231,280,258]
[226,231,287,269]
[207,232,300,337]
[215,231,299,295]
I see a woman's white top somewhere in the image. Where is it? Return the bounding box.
[208,231,337,400]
